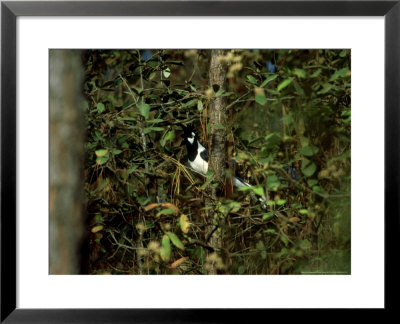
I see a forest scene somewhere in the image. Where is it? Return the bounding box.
[49,49,351,275]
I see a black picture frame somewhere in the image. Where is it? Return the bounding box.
[1,0,398,322]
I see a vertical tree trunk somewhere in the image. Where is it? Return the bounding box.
[206,50,228,273]
[49,50,85,274]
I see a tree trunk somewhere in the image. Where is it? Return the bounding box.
[49,50,85,274]
[205,50,228,273]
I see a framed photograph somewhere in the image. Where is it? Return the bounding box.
[1,0,398,322]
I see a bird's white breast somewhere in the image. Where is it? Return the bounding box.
[189,148,208,175]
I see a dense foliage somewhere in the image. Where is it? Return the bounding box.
[83,49,350,274]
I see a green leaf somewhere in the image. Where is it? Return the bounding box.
[167,232,185,250]
[301,158,317,177]
[276,199,286,206]
[255,94,267,106]
[145,118,164,124]
[215,89,225,97]
[143,126,164,134]
[238,185,264,197]
[160,235,171,262]
[267,175,280,190]
[182,99,197,108]
[95,149,108,157]
[262,211,275,220]
[147,60,158,68]
[97,102,105,113]
[280,235,289,247]
[200,171,215,190]
[307,179,318,187]
[238,265,247,274]
[264,228,276,234]
[160,130,175,147]
[293,68,307,79]
[246,74,258,85]
[96,155,109,165]
[310,68,322,78]
[312,185,327,195]
[277,78,294,92]
[253,187,265,197]
[301,145,319,156]
[260,74,278,87]
[261,250,267,260]
[156,208,177,217]
[139,103,150,119]
[329,68,350,82]
[256,240,265,250]
[299,209,308,215]
[317,83,333,94]
[112,149,122,155]
[127,165,138,174]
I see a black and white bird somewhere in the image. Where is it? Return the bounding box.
[180,125,267,207]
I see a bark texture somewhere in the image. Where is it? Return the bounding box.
[206,50,228,273]
[49,50,85,274]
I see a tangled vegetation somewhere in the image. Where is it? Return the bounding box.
[83,49,350,274]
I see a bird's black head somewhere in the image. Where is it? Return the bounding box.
[179,124,199,161]
[180,124,198,147]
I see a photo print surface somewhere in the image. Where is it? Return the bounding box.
[49,49,351,275]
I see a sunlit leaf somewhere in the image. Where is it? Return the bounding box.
[179,214,190,233]
[262,211,275,220]
[156,208,177,217]
[96,155,109,165]
[160,130,175,147]
[160,235,171,262]
[277,78,294,91]
[238,185,264,197]
[276,199,286,206]
[260,74,278,87]
[91,225,104,233]
[95,149,108,157]
[167,232,185,250]
[112,149,122,155]
[293,68,306,78]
